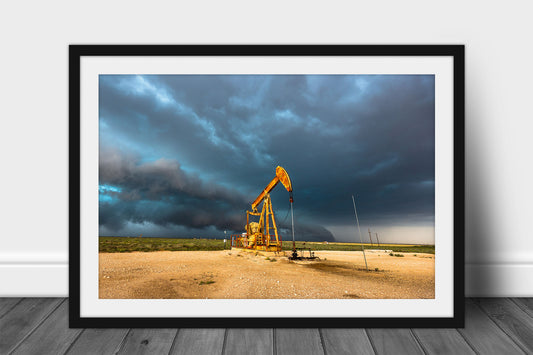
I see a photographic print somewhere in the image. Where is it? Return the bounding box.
[70,45,464,327]
[98,73,436,300]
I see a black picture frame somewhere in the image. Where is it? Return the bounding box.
[69,45,465,328]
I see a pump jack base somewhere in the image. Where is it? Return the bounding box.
[288,248,319,261]
[230,247,283,257]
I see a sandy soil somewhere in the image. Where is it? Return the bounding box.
[99,249,434,299]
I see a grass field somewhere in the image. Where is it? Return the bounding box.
[99,237,435,254]
[283,241,435,254]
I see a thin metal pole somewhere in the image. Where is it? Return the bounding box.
[290,201,295,249]
[375,232,380,247]
[352,195,368,271]
[368,228,373,247]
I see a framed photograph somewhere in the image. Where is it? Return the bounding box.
[70,45,464,328]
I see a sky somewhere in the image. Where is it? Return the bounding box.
[99,74,435,244]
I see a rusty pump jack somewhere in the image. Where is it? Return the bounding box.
[241,166,293,252]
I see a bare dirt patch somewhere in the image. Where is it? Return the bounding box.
[99,250,434,299]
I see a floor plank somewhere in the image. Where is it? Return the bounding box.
[224,328,272,355]
[366,329,424,355]
[170,329,225,355]
[476,298,533,354]
[11,299,83,355]
[66,328,129,355]
[0,297,22,317]
[320,329,375,355]
[276,329,324,355]
[458,299,525,355]
[117,328,177,355]
[512,298,533,318]
[0,297,63,354]
[412,328,475,355]
[3,297,533,355]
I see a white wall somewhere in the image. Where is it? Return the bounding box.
[1,0,532,296]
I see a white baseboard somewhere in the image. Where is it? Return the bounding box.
[465,263,533,297]
[1,262,532,297]
[0,264,68,297]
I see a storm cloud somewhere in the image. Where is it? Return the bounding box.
[99,74,435,243]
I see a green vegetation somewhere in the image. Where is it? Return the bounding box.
[199,280,215,285]
[389,253,405,257]
[99,237,435,254]
[99,236,230,253]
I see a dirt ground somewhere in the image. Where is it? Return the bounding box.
[99,249,434,299]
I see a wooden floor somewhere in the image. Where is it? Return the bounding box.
[1,298,532,354]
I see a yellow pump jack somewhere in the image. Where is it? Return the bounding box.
[233,166,293,252]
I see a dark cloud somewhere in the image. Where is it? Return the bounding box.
[278,223,335,243]
[99,147,248,204]
[99,147,247,231]
[99,74,435,242]
[99,147,335,240]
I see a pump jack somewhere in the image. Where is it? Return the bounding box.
[231,166,293,252]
